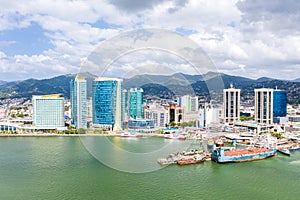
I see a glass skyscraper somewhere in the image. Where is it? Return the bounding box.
[70,75,87,128]
[129,88,144,119]
[273,89,287,117]
[32,94,65,130]
[92,77,122,131]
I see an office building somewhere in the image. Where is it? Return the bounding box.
[144,103,169,128]
[223,86,240,123]
[70,75,87,128]
[273,89,287,117]
[32,94,65,130]
[254,88,273,124]
[129,88,144,119]
[178,95,199,112]
[121,89,129,128]
[92,77,122,131]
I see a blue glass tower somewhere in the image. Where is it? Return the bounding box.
[92,78,122,131]
[273,90,287,117]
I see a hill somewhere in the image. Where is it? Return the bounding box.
[1,72,300,104]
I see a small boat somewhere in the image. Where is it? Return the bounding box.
[120,132,130,137]
[177,155,206,165]
[178,135,186,140]
[157,153,182,165]
[164,133,186,140]
[278,148,291,156]
[215,139,224,147]
[120,132,142,138]
[135,133,143,138]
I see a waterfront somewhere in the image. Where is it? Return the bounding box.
[0,136,300,199]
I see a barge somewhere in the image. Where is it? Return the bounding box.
[212,145,277,163]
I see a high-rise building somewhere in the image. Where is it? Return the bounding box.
[273,89,287,117]
[129,88,144,119]
[254,88,273,124]
[179,95,199,112]
[223,86,240,123]
[70,75,87,128]
[121,89,129,129]
[92,77,122,131]
[32,94,65,130]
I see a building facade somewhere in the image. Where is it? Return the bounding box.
[129,88,144,119]
[92,77,122,131]
[254,88,273,124]
[70,75,87,128]
[273,89,287,117]
[178,95,199,112]
[223,87,240,123]
[32,94,65,130]
[144,104,169,128]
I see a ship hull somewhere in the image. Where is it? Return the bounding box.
[212,147,277,163]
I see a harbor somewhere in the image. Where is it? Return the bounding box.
[156,126,300,165]
[0,136,300,199]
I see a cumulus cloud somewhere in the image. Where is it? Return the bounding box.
[0,0,300,81]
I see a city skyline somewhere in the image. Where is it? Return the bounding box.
[1,1,300,81]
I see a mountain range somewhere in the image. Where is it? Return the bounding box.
[1,72,300,104]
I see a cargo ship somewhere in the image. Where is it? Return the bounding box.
[212,145,277,163]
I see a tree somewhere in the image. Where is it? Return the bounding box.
[169,121,176,127]
[240,115,252,121]
[77,128,86,134]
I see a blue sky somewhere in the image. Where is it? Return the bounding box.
[0,0,300,81]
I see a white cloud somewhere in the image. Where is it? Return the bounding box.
[0,0,300,81]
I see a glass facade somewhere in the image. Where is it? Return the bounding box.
[129,88,144,119]
[92,78,122,130]
[128,119,154,129]
[273,90,287,117]
[70,76,87,128]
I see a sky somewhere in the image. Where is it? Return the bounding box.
[1,0,300,81]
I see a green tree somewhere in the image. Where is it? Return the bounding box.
[77,128,86,134]
[169,121,176,127]
[240,115,252,121]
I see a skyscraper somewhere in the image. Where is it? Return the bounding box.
[255,88,273,124]
[129,88,144,119]
[121,89,129,128]
[92,77,122,131]
[32,94,65,130]
[70,75,87,128]
[273,89,287,117]
[223,86,240,123]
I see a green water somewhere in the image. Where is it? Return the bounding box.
[0,136,299,200]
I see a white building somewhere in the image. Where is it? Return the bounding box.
[254,88,273,124]
[32,94,65,130]
[144,103,169,128]
[199,104,222,127]
[223,86,240,124]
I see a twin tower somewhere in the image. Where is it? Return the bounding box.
[223,86,287,124]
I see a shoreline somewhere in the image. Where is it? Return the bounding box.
[0,133,165,137]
